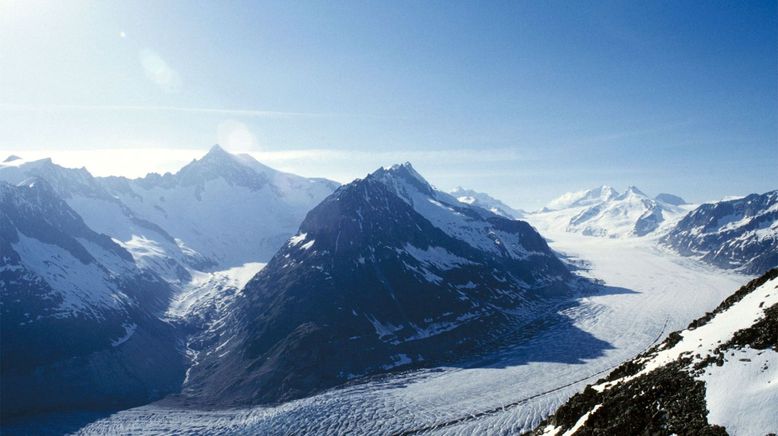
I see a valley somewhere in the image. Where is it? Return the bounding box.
[31,225,744,435]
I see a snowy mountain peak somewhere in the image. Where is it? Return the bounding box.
[546,185,620,210]
[385,162,426,182]
[450,186,524,219]
[206,143,228,155]
[618,185,647,199]
[189,144,246,169]
[3,154,22,163]
[533,184,694,239]
[368,162,434,197]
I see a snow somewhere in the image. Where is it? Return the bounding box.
[365,315,404,340]
[402,244,475,270]
[562,404,601,436]
[1,148,336,274]
[289,233,308,246]
[701,347,778,435]
[382,354,413,370]
[11,233,131,318]
[449,186,524,219]
[534,185,695,239]
[592,275,777,390]
[546,185,617,210]
[166,262,266,319]
[69,224,747,435]
[111,323,137,347]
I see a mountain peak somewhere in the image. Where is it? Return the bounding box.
[200,144,235,163]
[368,162,433,195]
[619,185,647,199]
[546,185,620,210]
[3,155,22,163]
[207,143,228,154]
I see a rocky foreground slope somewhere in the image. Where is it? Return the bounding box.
[533,268,778,435]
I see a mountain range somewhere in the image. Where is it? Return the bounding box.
[0,145,337,280]
[532,185,694,239]
[0,147,775,431]
[661,190,778,274]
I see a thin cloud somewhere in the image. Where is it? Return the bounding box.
[0,103,369,119]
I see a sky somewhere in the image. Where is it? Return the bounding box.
[0,0,776,209]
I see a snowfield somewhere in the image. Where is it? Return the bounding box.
[54,222,748,436]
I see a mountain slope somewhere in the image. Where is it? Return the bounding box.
[182,163,572,406]
[661,190,778,274]
[100,145,338,267]
[546,185,619,211]
[450,186,524,219]
[534,269,778,436]
[0,146,338,279]
[0,179,185,419]
[0,156,212,283]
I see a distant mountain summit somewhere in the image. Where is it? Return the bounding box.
[662,190,778,274]
[546,185,619,210]
[534,185,692,238]
[184,163,572,406]
[450,186,524,219]
[0,146,339,275]
[105,144,339,267]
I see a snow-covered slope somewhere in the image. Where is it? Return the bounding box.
[51,220,746,435]
[532,185,693,239]
[534,269,778,436]
[181,162,572,407]
[0,155,213,283]
[545,185,619,211]
[661,190,778,274]
[450,186,524,219]
[0,146,338,279]
[0,179,185,419]
[104,145,338,267]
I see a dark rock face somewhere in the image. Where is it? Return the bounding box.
[0,180,185,419]
[184,164,571,406]
[661,190,778,274]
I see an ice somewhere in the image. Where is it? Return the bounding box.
[111,323,137,347]
[69,225,746,435]
[166,262,266,319]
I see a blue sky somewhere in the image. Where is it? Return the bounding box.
[1,0,776,208]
